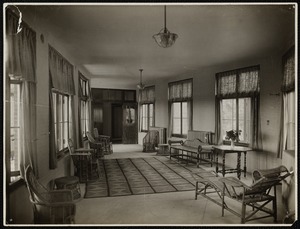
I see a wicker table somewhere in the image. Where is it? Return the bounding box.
[157,144,169,155]
[54,176,81,200]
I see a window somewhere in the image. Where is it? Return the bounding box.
[139,86,155,132]
[140,103,154,131]
[79,73,91,139]
[10,82,21,182]
[52,92,72,155]
[216,66,260,146]
[168,79,193,138]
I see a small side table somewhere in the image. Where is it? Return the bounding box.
[54,176,81,200]
[157,144,169,156]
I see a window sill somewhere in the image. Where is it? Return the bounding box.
[9,178,25,192]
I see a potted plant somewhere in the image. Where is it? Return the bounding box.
[225,130,242,147]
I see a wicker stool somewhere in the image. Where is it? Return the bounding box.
[54,176,81,200]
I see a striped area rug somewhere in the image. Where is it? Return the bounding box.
[84,156,215,198]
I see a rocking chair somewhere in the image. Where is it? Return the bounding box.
[25,165,76,224]
[195,165,293,224]
[86,132,105,160]
[143,130,159,152]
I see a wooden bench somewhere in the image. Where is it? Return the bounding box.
[168,130,214,167]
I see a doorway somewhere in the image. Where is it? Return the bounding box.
[111,104,123,143]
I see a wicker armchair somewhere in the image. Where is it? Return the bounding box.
[143,130,159,152]
[25,165,76,224]
[86,132,105,159]
[68,139,99,183]
[93,128,113,155]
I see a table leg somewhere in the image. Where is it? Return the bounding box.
[197,152,199,168]
[222,151,225,177]
[237,152,241,180]
[244,152,247,177]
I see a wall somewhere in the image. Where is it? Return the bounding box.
[6,7,91,224]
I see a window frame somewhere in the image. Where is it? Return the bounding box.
[216,65,260,146]
[171,101,189,138]
[52,90,71,158]
[140,103,155,132]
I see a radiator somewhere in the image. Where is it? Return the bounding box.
[149,127,167,144]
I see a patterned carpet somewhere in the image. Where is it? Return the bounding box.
[84,156,215,198]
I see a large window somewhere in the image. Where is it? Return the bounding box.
[139,86,155,132]
[79,73,91,139]
[9,82,21,182]
[52,92,72,154]
[216,66,260,146]
[168,79,193,138]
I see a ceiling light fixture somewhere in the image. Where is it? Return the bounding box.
[137,69,145,90]
[153,5,178,48]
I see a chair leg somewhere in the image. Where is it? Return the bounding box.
[273,186,278,223]
[195,181,198,200]
[241,203,246,224]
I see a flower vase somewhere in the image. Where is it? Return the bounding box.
[230,140,234,148]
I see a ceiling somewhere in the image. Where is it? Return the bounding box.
[16,4,295,87]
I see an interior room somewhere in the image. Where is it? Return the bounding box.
[3,3,297,226]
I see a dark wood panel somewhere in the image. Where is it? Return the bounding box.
[112,104,123,141]
[122,103,138,144]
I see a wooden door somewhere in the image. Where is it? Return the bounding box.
[93,103,103,134]
[122,103,138,144]
[112,104,123,142]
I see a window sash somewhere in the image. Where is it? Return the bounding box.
[172,101,188,137]
[140,103,154,132]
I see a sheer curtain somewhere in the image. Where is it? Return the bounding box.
[139,86,155,131]
[215,66,261,149]
[49,46,75,169]
[278,47,295,158]
[6,9,38,177]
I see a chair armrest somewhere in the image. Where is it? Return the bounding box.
[168,140,183,145]
[71,152,92,156]
[74,148,94,153]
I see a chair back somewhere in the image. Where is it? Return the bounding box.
[67,139,75,154]
[25,165,49,204]
[87,131,96,143]
[93,128,99,139]
[143,130,159,145]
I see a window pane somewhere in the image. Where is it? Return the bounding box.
[182,102,188,118]
[172,102,181,135]
[10,84,21,180]
[173,102,181,118]
[221,99,236,139]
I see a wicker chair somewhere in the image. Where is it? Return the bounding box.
[195,165,293,224]
[86,132,105,160]
[143,130,159,152]
[93,128,113,155]
[68,139,99,183]
[25,165,76,224]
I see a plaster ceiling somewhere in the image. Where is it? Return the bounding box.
[16,4,295,87]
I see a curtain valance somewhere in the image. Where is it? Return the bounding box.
[216,66,260,98]
[139,86,155,103]
[168,79,193,102]
[6,9,36,82]
[49,46,75,95]
[282,47,295,93]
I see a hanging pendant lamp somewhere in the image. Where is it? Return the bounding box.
[137,69,145,90]
[153,5,178,48]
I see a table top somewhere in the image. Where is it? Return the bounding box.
[213,145,252,152]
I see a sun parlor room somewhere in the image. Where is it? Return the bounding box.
[3,3,297,227]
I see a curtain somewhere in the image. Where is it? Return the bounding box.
[168,79,192,102]
[187,101,192,132]
[49,92,57,169]
[6,9,38,177]
[214,99,223,145]
[278,46,295,158]
[49,46,75,95]
[250,96,263,150]
[139,86,155,104]
[168,103,174,137]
